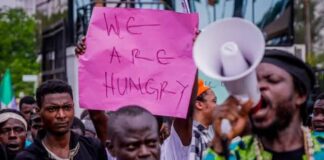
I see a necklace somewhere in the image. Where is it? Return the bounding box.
[42,139,80,160]
[253,126,314,160]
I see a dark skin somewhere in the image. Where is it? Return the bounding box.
[172,73,197,146]
[76,37,195,146]
[40,93,74,159]
[107,114,160,160]
[312,98,324,131]
[0,119,27,156]
[212,63,307,154]
[159,122,171,143]
[211,96,253,153]
[254,63,306,152]
[30,114,43,140]
[20,103,37,122]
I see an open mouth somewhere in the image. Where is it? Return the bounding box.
[261,98,268,109]
[7,143,20,151]
[250,97,268,114]
[251,96,271,120]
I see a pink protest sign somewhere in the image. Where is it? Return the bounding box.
[79,7,198,118]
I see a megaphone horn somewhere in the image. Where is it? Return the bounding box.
[193,17,265,107]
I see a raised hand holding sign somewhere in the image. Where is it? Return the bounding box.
[79,7,198,118]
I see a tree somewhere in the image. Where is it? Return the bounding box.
[295,0,324,63]
[0,8,39,97]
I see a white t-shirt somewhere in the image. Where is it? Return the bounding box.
[107,124,189,160]
[161,125,190,160]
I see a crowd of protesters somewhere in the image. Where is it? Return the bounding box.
[0,48,322,160]
[0,14,324,160]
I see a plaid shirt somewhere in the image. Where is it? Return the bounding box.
[189,120,214,160]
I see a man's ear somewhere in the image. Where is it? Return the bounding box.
[105,140,116,157]
[295,93,307,107]
[195,101,204,110]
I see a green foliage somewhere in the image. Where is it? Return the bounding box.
[306,52,316,67]
[0,9,39,96]
[316,53,324,67]
[305,52,324,68]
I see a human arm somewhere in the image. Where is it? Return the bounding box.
[173,73,198,145]
[88,110,109,144]
[75,37,109,144]
[207,96,252,158]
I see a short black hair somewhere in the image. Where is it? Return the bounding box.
[36,80,73,108]
[19,96,36,111]
[196,90,209,102]
[71,117,85,135]
[107,105,156,139]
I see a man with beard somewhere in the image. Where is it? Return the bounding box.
[204,49,324,160]
[312,93,324,132]
[15,80,107,160]
[0,109,28,159]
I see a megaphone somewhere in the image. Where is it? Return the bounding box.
[193,18,265,134]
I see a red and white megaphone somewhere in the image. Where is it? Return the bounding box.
[193,18,265,134]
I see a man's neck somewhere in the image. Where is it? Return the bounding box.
[193,112,210,128]
[43,131,71,150]
[260,115,303,152]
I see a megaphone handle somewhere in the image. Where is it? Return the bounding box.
[221,119,231,135]
[220,135,230,160]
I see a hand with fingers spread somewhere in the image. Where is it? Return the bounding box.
[211,96,253,154]
[75,36,86,57]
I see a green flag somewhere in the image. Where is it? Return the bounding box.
[0,69,16,109]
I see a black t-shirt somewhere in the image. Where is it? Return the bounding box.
[14,130,107,160]
[265,147,304,160]
[0,143,8,160]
